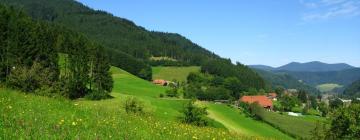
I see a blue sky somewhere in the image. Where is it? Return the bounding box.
[77,0,360,67]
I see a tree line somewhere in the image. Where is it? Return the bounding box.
[0,5,113,100]
[180,58,266,102]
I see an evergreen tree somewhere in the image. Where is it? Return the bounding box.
[0,5,113,99]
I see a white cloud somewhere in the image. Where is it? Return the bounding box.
[300,0,360,21]
[300,0,319,8]
[321,0,347,5]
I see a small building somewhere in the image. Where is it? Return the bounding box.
[152,79,167,86]
[288,112,301,117]
[339,98,352,107]
[240,95,273,110]
[214,100,230,104]
[267,93,277,101]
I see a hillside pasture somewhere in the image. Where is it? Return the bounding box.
[205,103,293,140]
[152,66,200,82]
[316,83,343,93]
[258,111,327,139]
[1,66,293,139]
[0,89,250,140]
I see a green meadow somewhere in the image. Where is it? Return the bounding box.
[0,67,250,139]
[258,111,327,139]
[316,83,343,93]
[152,66,200,82]
[1,89,250,140]
[204,103,293,140]
[1,66,313,139]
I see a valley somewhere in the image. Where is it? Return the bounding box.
[1,0,359,139]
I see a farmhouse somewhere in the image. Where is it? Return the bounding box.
[152,79,167,86]
[267,93,277,101]
[240,95,273,110]
[152,79,177,87]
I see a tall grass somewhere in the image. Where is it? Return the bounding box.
[0,89,258,140]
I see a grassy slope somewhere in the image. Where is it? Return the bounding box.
[316,83,343,92]
[152,66,200,82]
[205,103,293,140]
[152,66,295,139]
[1,66,295,139]
[259,111,327,139]
[108,67,186,121]
[1,89,250,140]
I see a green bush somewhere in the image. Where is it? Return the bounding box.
[124,97,145,114]
[238,101,251,117]
[326,104,360,139]
[249,102,265,120]
[181,100,208,126]
[7,62,56,93]
[165,88,179,97]
[34,86,61,98]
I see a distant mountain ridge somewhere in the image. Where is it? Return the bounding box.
[343,79,360,98]
[250,62,360,91]
[277,68,360,86]
[276,61,355,72]
[253,68,320,94]
[248,65,275,71]
[249,61,356,72]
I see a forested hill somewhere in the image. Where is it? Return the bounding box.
[0,0,220,80]
[0,4,113,99]
[253,69,320,94]
[276,61,355,72]
[276,68,360,86]
[250,61,356,72]
[343,79,360,98]
[0,0,266,90]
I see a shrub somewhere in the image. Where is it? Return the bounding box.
[7,62,56,93]
[273,100,284,112]
[325,104,360,139]
[159,93,164,98]
[249,102,265,120]
[124,97,144,114]
[165,88,179,97]
[318,102,329,117]
[238,101,251,117]
[239,102,265,119]
[181,100,208,126]
[34,86,61,98]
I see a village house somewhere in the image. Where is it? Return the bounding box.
[152,79,168,86]
[240,95,273,110]
[152,79,177,87]
[267,93,277,101]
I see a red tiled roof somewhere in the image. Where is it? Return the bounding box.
[240,96,273,107]
[152,79,167,85]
